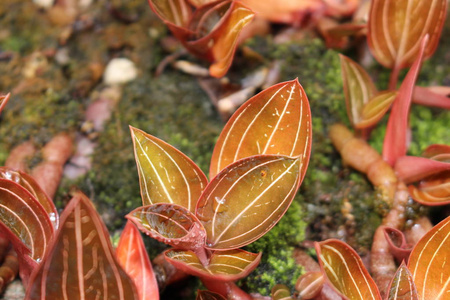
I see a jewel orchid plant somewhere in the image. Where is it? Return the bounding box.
[147,0,255,78]
[126,78,312,298]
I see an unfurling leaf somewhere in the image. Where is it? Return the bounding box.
[295,271,324,299]
[130,126,207,212]
[386,262,418,300]
[198,155,302,250]
[368,0,447,69]
[25,193,138,300]
[165,248,261,281]
[408,171,450,206]
[209,79,311,180]
[0,93,10,114]
[382,36,428,166]
[383,227,411,263]
[127,203,206,250]
[0,179,54,262]
[116,221,159,300]
[0,167,58,228]
[339,54,377,126]
[357,91,397,128]
[271,284,293,300]
[315,239,381,300]
[408,216,450,300]
[196,290,227,300]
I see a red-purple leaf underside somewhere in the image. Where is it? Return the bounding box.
[165,248,261,281]
[127,203,206,250]
[25,193,138,300]
[0,167,58,228]
[368,0,447,69]
[386,262,418,300]
[413,86,450,109]
[116,221,159,300]
[408,172,450,206]
[209,79,311,180]
[196,290,227,300]
[395,156,450,184]
[131,126,207,212]
[148,0,193,27]
[198,155,301,250]
[271,284,293,300]
[0,93,10,114]
[0,179,53,262]
[382,36,428,166]
[339,54,377,126]
[408,216,450,300]
[315,239,381,300]
[383,227,411,263]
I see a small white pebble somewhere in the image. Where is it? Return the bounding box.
[103,58,138,85]
[33,0,54,9]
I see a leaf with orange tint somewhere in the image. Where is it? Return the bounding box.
[148,0,192,27]
[271,284,293,300]
[198,155,302,250]
[386,262,418,300]
[315,239,381,300]
[0,167,58,228]
[408,171,450,206]
[382,36,428,166]
[209,79,311,180]
[165,248,261,281]
[339,54,377,127]
[0,179,54,263]
[383,227,411,263]
[422,144,450,161]
[408,215,450,300]
[127,203,206,250]
[196,290,227,300]
[368,0,447,69]
[0,93,10,114]
[116,221,159,300]
[356,91,397,129]
[295,271,324,300]
[130,126,207,212]
[25,193,138,300]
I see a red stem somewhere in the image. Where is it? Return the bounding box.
[388,65,400,91]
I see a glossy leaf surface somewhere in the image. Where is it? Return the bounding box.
[271,284,293,300]
[25,193,138,300]
[339,54,377,126]
[127,203,206,250]
[0,167,58,228]
[357,91,397,128]
[368,0,447,69]
[408,216,450,299]
[408,172,450,206]
[316,239,381,300]
[116,221,159,300]
[386,262,418,300]
[209,79,311,179]
[165,248,261,281]
[383,227,411,263]
[131,126,208,212]
[0,179,54,262]
[148,0,192,27]
[198,155,301,250]
[382,36,427,166]
[196,290,226,300]
[0,93,10,114]
[295,271,325,300]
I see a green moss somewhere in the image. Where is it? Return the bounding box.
[241,200,306,296]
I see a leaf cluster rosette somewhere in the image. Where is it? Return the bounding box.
[127,79,312,287]
[148,0,255,78]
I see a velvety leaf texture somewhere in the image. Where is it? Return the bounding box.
[165,248,261,281]
[358,91,397,129]
[316,239,381,300]
[116,221,159,300]
[127,203,206,250]
[209,79,311,180]
[387,262,418,300]
[368,0,447,69]
[131,126,208,212]
[25,193,138,300]
[408,216,450,300]
[198,155,302,250]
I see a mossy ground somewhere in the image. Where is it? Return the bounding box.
[0,1,449,298]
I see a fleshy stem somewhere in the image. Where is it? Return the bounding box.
[388,65,400,91]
